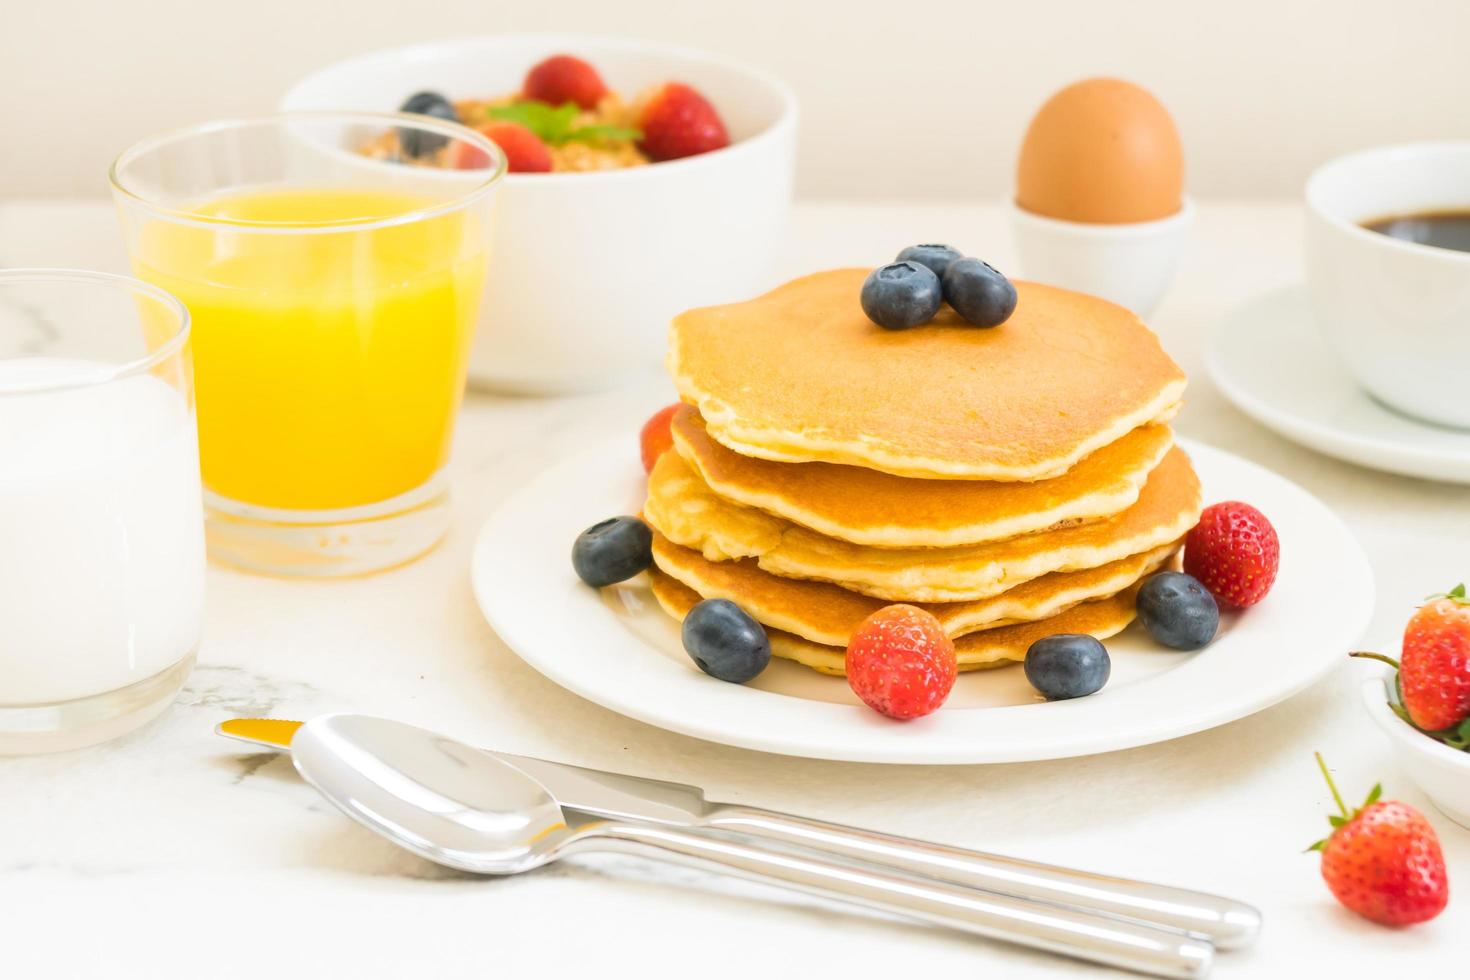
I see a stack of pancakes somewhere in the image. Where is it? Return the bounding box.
[643,268,1200,677]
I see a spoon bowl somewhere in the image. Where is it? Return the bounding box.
[292,714,571,874]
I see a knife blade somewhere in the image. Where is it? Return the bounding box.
[218,717,718,826]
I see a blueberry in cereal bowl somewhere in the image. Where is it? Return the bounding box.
[397,91,459,157]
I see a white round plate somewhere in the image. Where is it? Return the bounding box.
[472,437,1373,764]
[1207,285,1470,484]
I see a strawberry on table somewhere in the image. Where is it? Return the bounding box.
[523,54,608,110]
[1307,753,1448,926]
[1183,501,1280,608]
[639,403,681,473]
[476,121,553,173]
[637,82,730,161]
[846,605,957,720]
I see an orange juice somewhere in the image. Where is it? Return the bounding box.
[133,187,487,511]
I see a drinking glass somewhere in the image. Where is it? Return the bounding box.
[111,113,505,576]
[0,269,203,753]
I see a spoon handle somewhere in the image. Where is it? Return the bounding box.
[567,821,1213,979]
[702,806,1259,949]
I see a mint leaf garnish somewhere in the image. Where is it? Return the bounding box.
[486,100,579,141]
[485,100,641,147]
[567,124,644,144]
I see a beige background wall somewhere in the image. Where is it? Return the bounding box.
[5,0,1468,200]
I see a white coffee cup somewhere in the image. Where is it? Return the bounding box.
[1304,142,1470,429]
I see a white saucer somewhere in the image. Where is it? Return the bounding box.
[1207,285,1470,484]
[471,437,1373,764]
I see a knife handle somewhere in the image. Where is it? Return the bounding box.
[702,807,1260,950]
[566,821,1213,980]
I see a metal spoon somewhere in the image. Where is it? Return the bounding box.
[222,716,1260,949]
[292,715,1214,979]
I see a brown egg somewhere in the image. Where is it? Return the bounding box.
[1016,78,1183,224]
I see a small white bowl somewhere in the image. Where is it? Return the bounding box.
[284,35,797,393]
[1360,676,1470,828]
[1008,198,1193,318]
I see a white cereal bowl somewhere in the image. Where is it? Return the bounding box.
[1360,676,1470,829]
[1008,198,1193,318]
[283,35,798,393]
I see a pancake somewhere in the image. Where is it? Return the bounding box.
[668,269,1187,481]
[672,405,1175,548]
[649,568,1141,676]
[652,528,1178,647]
[644,446,1202,602]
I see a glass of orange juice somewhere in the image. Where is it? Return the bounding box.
[111,114,504,576]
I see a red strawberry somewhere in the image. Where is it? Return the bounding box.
[640,403,681,473]
[1397,586,1470,732]
[523,54,608,110]
[637,82,730,161]
[476,122,553,173]
[846,605,956,720]
[445,138,492,170]
[1183,501,1279,608]
[1308,753,1448,926]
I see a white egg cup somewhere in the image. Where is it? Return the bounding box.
[1361,676,1470,829]
[1008,197,1193,318]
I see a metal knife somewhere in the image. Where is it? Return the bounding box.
[218,717,1260,950]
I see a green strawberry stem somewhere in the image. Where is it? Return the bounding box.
[1348,651,1401,669]
[1442,719,1470,751]
[1308,753,1382,851]
[1426,583,1469,604]
[1389,700,1417,727]
[1347,651,1410,726]
[1315,751,1349,821]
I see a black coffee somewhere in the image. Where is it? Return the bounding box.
[1362,210,1470,253]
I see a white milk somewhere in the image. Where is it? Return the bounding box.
[0,358,205,705]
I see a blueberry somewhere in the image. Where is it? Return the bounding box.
[896,244,964,281]
[571,516,652,587]
[400,90,457,118]
[942,257,1018,328]
[1024,634,1110,700]
[860,261,943,330]
[1136,571,1220,650]
[682,599,771,683]
[398,91,459,158]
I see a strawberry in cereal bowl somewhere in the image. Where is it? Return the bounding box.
[284,36,796,392]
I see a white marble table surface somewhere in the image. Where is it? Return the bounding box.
[1,199,1467,979]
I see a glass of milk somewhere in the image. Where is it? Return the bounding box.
[0,269,204,753]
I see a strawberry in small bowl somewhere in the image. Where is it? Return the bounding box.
[1354,585,1470,828]
[283,36,796,394]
